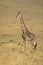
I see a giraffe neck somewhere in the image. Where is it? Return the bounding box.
[20,15,27,32]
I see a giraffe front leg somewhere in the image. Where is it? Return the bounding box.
[22,33,26,52]
[22,40,26,52]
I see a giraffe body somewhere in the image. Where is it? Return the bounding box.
[16,12,37,52]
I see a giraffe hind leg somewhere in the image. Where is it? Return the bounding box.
[33,41,37,51]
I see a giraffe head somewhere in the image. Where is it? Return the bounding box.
[16,12,22,18]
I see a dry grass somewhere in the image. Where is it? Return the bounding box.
[0,0,43,65]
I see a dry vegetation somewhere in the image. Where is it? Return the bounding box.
[0,0,43,65]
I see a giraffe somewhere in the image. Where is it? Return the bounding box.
[16,12,37,52]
